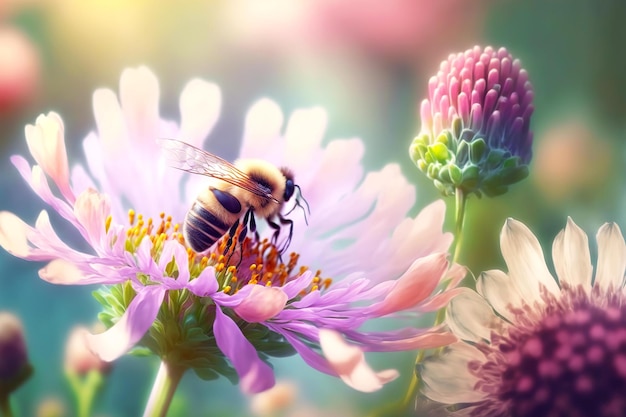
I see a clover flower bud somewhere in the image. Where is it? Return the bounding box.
[410,45,534,197]
[0,311,32,394]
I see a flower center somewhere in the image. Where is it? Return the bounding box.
[476,288,626,417]
[117,210,332,295]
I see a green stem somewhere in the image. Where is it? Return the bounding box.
[382,188,469,417]
[142,362,185,417]
[0,394,13,417]
[452,188,468,264]
[75,371,104,417]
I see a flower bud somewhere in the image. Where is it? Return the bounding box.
[64,324,111,376]
[0,311,32,394]
[410,45,534,197]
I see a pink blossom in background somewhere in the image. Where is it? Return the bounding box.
[222,0,488,63]
[0,26,39,113]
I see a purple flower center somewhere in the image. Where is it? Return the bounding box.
[471,287,626,417]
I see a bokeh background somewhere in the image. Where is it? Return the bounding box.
[0,0,624,416]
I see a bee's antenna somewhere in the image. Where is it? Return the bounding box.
[294,185,310,225]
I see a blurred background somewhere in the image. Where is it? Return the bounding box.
[0,0,624,416]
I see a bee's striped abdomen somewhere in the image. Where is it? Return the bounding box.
[183,201,230,252]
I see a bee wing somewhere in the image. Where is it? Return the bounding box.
[158,138,279,203]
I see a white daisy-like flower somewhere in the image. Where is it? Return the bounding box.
[420,217,626,417]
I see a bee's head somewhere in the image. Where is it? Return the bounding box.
[280,167,310,224]
[280,167,295,202]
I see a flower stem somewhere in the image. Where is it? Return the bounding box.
[67,371,104,417]
[0,394,13,417]
[143,362,185,417]
[452,188,467,264]
[385,188,469,417]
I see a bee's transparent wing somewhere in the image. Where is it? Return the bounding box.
[158,138,278,202]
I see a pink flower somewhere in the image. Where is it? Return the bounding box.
[0,67,460,394]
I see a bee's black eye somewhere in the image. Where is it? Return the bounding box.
[284,179,295,201]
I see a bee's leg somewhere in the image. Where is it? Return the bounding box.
[249,213,260,242]
[224,218,240,257]
[277,214,294,255]
[231,207,255,268]
[267,218,281,247]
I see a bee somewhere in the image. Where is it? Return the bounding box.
[158,138,308,254]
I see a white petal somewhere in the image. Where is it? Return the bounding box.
[500,218,559,303]
[446,289,494,342]
[420,342,487,404]
[551,217,592,289]
[319,329,398,392]
[595,222,626,290]
[240,98,284,160]
[179,79,221,148]
[0,211,32,258]
[476,269,523,323]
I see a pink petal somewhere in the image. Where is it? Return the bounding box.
[73,189,111,245]
[0,211,33,258]
[319,329,398,392]
[179,79,221,148]
[283,107,327,172]
[213,306,275,394]
[371,329,457,351]
[119,66,160,148]
[24,112,74,202]
[233,286,288,323]
[240,98,284,160]
[186,267,218,296]
[371,253,448,316]
[39,259,85,284]
[86,286,166,362]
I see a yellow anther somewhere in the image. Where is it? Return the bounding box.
[223,286,231,294]
[265,281,272,287]
[218,255,225,263]
[230,276,238,283]
[249,264,257,271]
[227,265,237,274]
[311,285,319,291]
[312,276,320,283]
[105,215,112,233]
[128,209,136,225]
[249,279,258,285]
[216,263,225,272]
[159,212,165,219]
